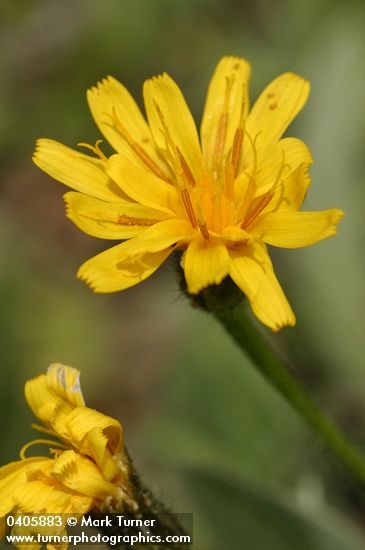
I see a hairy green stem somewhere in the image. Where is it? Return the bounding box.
[183,274,365,487]
[98,450,190,549]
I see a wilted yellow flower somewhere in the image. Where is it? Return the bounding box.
[0,364,134,546]
[33,56,344,331]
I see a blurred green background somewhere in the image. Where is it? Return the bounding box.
[1,0,365,548]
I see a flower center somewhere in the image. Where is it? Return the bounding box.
[105,84,288,241]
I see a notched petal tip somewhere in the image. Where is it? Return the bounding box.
[77,264,110,294]
[32,138,53,162]
[63,190,73,209]
[278,72,311,104]
[220,53,251,69]
[334,208,346,221]
[142,72,170,94]
[272,313,297,333]
[257,207,345,249]
[266,305,296,332]
[88,75,117,94]
[289,72,310,101]
[76,266,96,290]
[329,208,345,234]
[280,71,310,86]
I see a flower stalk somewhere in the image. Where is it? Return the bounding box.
[182,272,365,488]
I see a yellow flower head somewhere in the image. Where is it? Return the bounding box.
[0,364,133,546]
[33,56,344,331]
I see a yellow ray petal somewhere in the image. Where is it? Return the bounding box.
[107,153,180,215]
[266,163,312,213]
[24,459,55,482]
[25,365,86,425]
[77,218,191,293]
[229,243,295,331]
[87,76,160,163]
[78,244,173,293]
[24,375,69,426]
[64,192,166,240]
[218,226,252,243]
[53,406,122,457]
[13,478,93,514]
[244,73,310,165]
[119,218,193,257]
[183,236,230,294]
[84,427,121,482]
[201,56,251,167]
[252,137,313,196]
[0,458,52,516]
[45,364,85,408]
[143,73,203,180]
[33,139,124,202]
[234,166,313,230]
[51,450,117,500]
[253,209,344,248]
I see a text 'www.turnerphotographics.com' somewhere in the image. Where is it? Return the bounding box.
[5,514,193,547]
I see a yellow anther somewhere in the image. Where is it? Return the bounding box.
[110,107,172,183]
[213,112,229,164]
[176,147,196,188]
[241,191,274,229]
[198,220,210,240]
[153,101,180,166]
[77,139,107,161]
[31,423,59,437]
[245,130,262,182]
[224,155,235,201]
[224,74,236,111]
[20,439,67,460]
[212,74,236,175]
[153,100,166,128]
[94,139,107,160]
[152,99,182,173]
[231,89,246,175]
[235,131,262,221]
[231,127,243,175]
[272,150,290,191]
[50,448,64,457]
[152,98,202,229]
[235,175,255,222]
[196,202,210,240]
[153,100,174,150]
[117,215,157,226]
[180,188,198,228]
